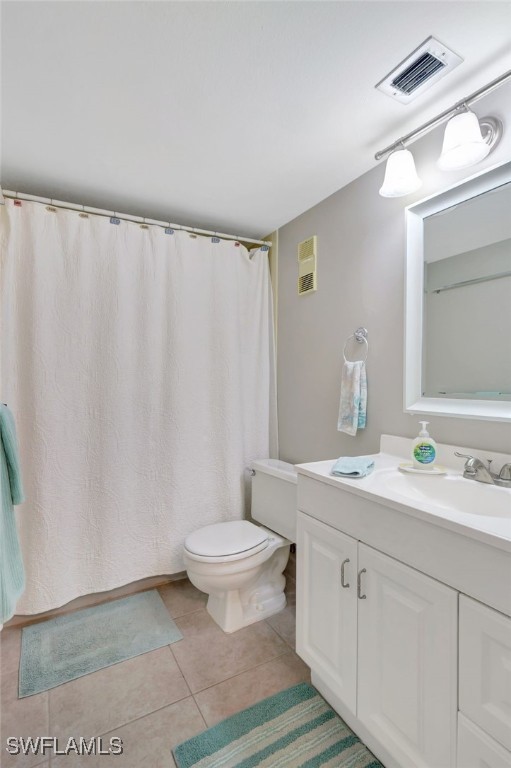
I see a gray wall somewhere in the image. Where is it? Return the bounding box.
[277,82,511,463]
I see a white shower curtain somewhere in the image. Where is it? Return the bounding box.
[0,200,276,614]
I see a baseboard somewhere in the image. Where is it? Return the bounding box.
[5,572,187,629]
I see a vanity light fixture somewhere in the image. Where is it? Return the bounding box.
[379,146,422,197]
[376,68,510,197]
[437,107,500,170]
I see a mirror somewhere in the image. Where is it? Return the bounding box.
[405,160,511,422]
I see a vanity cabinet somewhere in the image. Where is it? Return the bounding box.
[459,596,511,753]
[297,514,357,713]
[297,511,457,768]
[457,714,511,768]
[295,442,511,768]
[357,544,457,768]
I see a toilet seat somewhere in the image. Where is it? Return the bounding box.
[184,520,269,563]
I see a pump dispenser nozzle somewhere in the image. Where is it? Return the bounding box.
[412,421,437,468]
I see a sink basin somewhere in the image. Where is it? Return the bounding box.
[377,470,511,519]
[296,437,511,549]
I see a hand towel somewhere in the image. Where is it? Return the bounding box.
[1,404,26,625]
[337,360,367,436]
[331,456,375,478]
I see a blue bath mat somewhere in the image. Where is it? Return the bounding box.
[19,590,182,697]
[174,682,383,768]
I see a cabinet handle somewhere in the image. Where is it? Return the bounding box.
[357,568,367,599]
[341,558,350,588]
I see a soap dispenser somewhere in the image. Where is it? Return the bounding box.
[412,421,437,469]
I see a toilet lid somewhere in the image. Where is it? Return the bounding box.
[184,521,269,558]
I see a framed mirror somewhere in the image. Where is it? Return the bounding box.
[405,160,511,422]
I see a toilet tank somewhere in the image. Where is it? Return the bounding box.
[251,459,297,543]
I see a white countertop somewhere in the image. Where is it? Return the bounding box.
[296,436,511,553]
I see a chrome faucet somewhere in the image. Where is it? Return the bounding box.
[455,452,511,488]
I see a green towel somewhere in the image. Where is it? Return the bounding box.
[1,403,25,624]
[332,455,375,478]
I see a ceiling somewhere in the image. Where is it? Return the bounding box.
[2,1,511,238]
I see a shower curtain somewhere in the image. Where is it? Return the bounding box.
[0,200,276,614]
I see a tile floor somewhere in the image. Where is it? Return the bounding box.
[0,573,309,767]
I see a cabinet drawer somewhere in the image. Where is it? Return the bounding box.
[459,595,511,751]
[458,713,511,768]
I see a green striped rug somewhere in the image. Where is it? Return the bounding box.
[173,683,383,768]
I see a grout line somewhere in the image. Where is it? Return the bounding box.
[31,759,50,768]
[100,691,194,735]
[192,692,209,725]
[191,693,209,729]
[168,606,297,695]
[46,645,189,739]
[44,659,309,763]
[191,649,310,728]
[50,691,196,746]
[165,605,206,621]
[263,614,296,646]
[162,642,192,698]
[264,614,296,650]
[41,593,296,755]
[166,643,191,696]
[190,646,292,696]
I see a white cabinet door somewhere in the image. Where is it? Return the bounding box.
[459,595,511,751]
[357,543,458,768]
[296,511,358,714]
[458,713,511,768]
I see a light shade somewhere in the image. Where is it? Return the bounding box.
[379,148,422,197]
[437,110,490,171]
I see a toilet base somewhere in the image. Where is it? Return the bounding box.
[185,531,291,634]
[194,542,289,633]
[207,581,287,633]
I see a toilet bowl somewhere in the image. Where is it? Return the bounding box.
[183,459,297,633]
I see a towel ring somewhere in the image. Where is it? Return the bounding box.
[343,327,369,363]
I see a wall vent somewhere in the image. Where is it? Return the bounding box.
[376,36,463,104]
[297,236,317,295]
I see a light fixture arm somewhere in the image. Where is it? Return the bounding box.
[375,68,511,161]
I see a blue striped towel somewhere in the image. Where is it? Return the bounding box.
[337,360,367,436]
[1,404,25,624]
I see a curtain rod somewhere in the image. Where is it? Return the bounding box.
[375,68,511,161]
[1,190,272,248]
[429,270,511,294]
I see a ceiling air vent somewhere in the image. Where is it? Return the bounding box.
[297,236,317,296]
[376,36,463,104]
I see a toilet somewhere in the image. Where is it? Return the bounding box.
[183,459,297,633]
